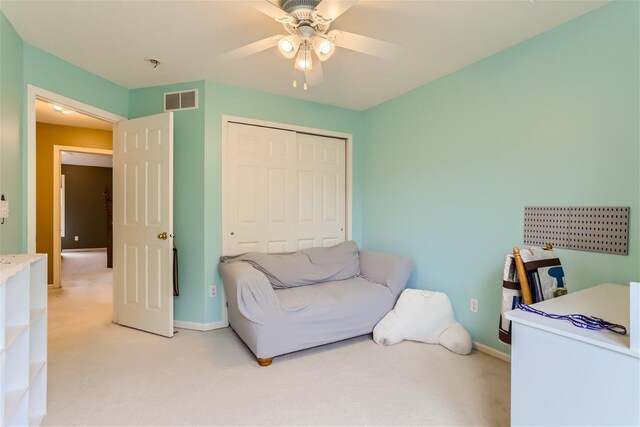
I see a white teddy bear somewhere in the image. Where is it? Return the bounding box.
[373,289,473,355]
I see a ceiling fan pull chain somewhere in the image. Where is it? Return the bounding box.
[304,47,309,91]
[292,62,298,88]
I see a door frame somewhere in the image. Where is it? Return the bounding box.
[26,85,125,321]
[52,145,113,289]
[221,115,353,255]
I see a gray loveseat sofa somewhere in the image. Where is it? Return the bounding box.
[219,241,414,366]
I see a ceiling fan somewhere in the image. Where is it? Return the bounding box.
[219,0,405,90]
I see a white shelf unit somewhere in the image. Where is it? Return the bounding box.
[1,254,47,427]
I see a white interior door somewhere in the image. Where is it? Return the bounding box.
[225,122,345,255]
[113,112,174,337]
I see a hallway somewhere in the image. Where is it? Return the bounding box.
[49,250,112,344]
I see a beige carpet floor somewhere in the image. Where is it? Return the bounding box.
[45,250,510,426]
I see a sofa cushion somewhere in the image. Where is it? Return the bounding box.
[220,241,360,289]
[274,277,394,328]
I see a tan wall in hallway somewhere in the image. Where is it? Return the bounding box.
[36,123,112,284]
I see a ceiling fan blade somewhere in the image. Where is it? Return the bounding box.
[305,61,324,86]
[218,35,282,62]
[331,30,405,61]
[253,0,290,21]
[314,0,359,22]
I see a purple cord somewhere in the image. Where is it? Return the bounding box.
[518,302,627,335]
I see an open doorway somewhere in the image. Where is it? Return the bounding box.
[58,150,113,292]
[35,98,113,283]
[52,145,113,288]
[35,97,115,320]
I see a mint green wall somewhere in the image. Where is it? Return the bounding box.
[23,45,129,118]
[0,13,24,253]
[361,1,639,353]
[129,82,208,324]
[202,81,364,323]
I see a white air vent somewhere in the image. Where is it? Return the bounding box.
[164,89,198,111]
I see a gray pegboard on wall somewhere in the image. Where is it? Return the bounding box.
[524,206,629,255]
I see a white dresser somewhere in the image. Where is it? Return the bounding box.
[0,254,48,427]
[506,283,640,426]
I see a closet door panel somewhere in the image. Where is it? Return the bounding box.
[295,133,345,249]
[226,123,297,255]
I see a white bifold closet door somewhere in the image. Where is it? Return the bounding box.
[225,122,346,255]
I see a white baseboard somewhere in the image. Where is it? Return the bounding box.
[62,248,107,252]
[473,341,511,363]
[174,320,229,331]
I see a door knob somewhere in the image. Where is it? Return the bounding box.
[157,232,168,240]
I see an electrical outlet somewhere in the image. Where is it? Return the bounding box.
[209,285,217,298]
[470,298,479,313]
[74,236,79,241]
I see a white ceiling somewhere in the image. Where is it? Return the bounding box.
[61,152,112,168]
[2,0,608,111]
[36,99,113,131]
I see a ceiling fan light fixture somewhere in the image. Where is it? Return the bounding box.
[295,45,312,71]
[320,42,331,55]
[311,35,335,61]
[278,34,301,59]
[281,39,294,52]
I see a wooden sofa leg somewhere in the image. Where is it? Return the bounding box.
[257,357,273,367]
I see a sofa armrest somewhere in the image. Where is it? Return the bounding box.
[359,250,414,298]
[219,261,280,324]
